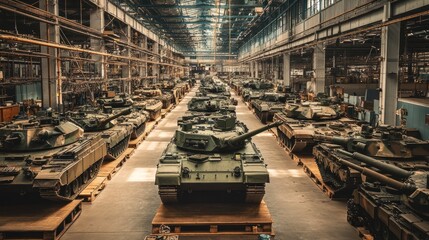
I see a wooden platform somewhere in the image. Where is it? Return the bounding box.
[152,201,274,236]
[0,200,82,240]
[292,153,339,199]
[78,148,134,202]
[161,104,174,119]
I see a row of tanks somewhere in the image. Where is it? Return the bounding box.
[155,77,281,204]
[0,79,192,201]
[229,77,429,239]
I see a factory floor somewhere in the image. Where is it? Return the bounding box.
[62,86,359,240]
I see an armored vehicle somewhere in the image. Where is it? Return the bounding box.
[131,96,163,120]
[98,94,133,108]
[117,109,149,139]
[0,115,107,201]
[312,126,429,198]
[177,110,236,125]
[134,88,173,109]
[155,120,282,204]
[67,107,133,160]
[251,92,286,124]
[187,96,236,113]
[338,150,429,240]
[272,102,342,153]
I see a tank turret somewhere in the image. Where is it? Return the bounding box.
[314,131,429,159]
[175,121,282,152]
[69,107,132,132]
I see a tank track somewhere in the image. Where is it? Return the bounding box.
[244,184,265,203]
[131,122,147,140]
[158,186,179,204]
[107,135,131,160]
[39,160,103,201]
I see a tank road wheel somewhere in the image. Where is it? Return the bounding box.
[89,165,97,178]
[82,171,89,184]
[71,179,80,194]
[61,185,72,198]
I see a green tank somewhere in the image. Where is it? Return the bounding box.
[131,95,163,120]
[67,107,133,160]
[187,96,236,112]
[117,109,149,139]
[0,114,107,201]
[272,101,341,153]
[98,94,134,108]
[251,92,286,124]
[312,126,429,198]
[155,120,282,204]
[335,149,429,240]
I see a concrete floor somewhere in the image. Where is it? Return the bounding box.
[62,86,359,240]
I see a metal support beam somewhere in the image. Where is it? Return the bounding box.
[379,2,400,125]
[40,0,59,110]
[311,43,326,94]
[137,4,262,9]
[283,53,290,86]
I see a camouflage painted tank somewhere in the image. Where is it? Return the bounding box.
[187,96,236,113]
[177,110,236,125]
[251,92,286,124]
[0,114,107,201]
[98,94,133,108]
[311,125,429,198]
[343,152,429,240]
[272,101,341,153]
[131,96,163,120]
[155,120,282,204]
[68,107,133,160]
[117,109,149,139]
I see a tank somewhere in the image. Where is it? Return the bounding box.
[117,109,149,139]
[131,96,163,120]
[339,150,429,240]
[155,121,282,204]
[273,104,348,153]
[67,107,133,160]
[0,115,107,201]
[312,127,429,198]
[177,110,237,125]
[187,96,236,113]
[283,101,339,120]
[251,92,286,124]
[98,94,133,108]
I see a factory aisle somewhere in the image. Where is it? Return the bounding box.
[63,85,358,240]
[232,91,359,240]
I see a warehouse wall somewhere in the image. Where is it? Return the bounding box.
[15,82,42,103]
[397,99,429,140]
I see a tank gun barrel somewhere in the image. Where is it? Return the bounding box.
[97,108,132,127]
[337,149,413,178]
[336,156,417,193]
[227,121,283,145]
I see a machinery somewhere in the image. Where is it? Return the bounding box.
[339,150,429,240]
[98,94,134,108]
[117,109,149,139]
[312,126,429,198]
[187,96,236,113]
[273,104,346,153]
[155,119,282,204]
[0,113,107,201]
[67,107,133,160]
[283,101,339,120]
[251,92,286,124]
[131,96,163,120]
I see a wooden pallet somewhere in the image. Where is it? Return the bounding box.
[0,200,82,240]
[356,227,374,240]
[152,201,274,236]
[77,177,106,202]
[292,153,339,199]
[161,105,174,119]
[78,148,134,202]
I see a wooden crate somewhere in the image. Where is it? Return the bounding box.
[0,105,19,122]
[152,201,274,236]
[0,200,82,240]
